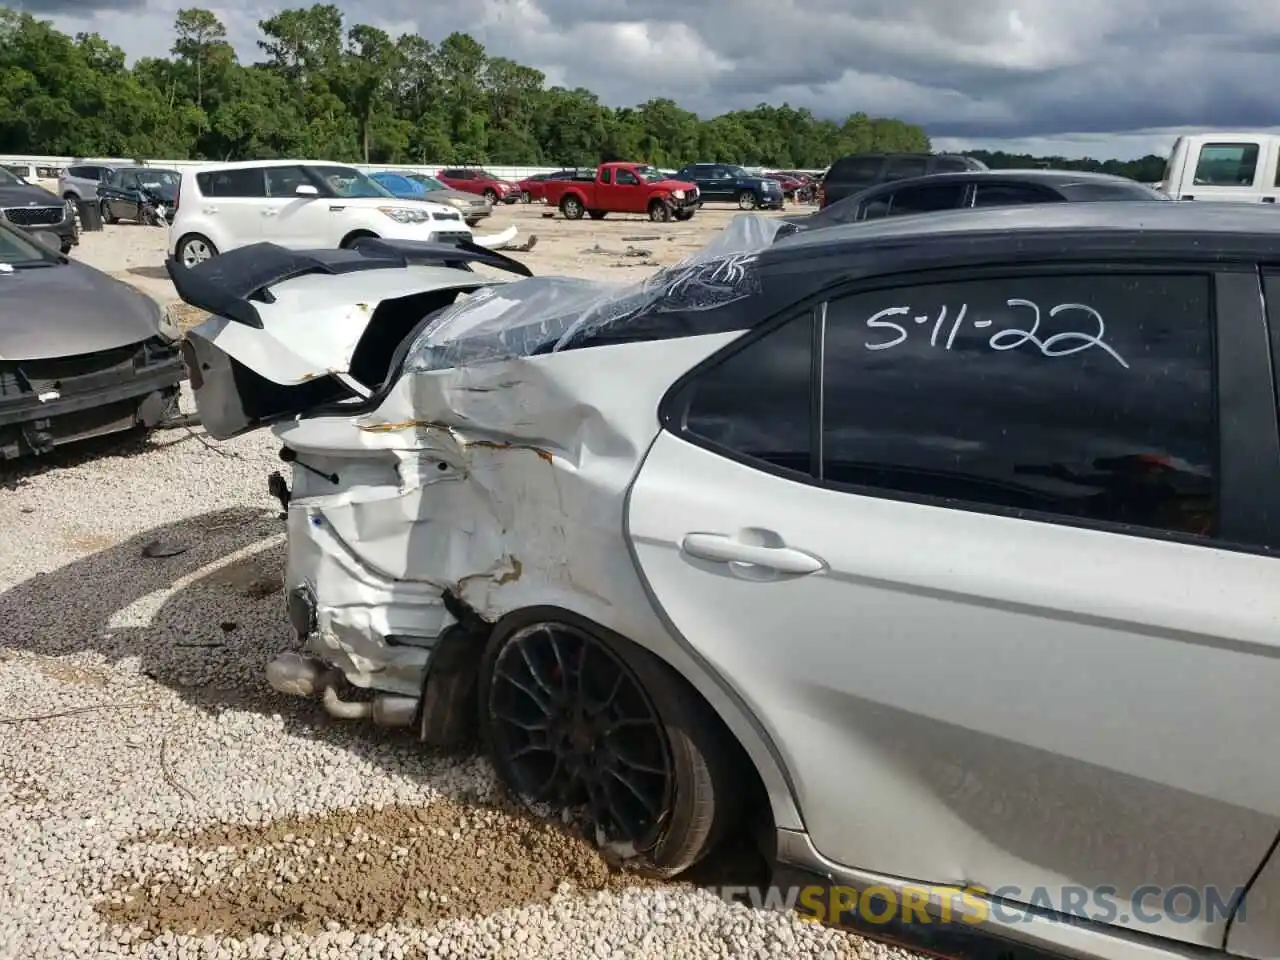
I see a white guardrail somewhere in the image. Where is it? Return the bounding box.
[0,155,827,181]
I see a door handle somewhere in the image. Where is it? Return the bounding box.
[262,209,278,216]
[681,532,825,575]
[202,206,218,214]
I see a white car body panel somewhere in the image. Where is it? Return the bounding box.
[191,265,497,385]
[627,430,1280,949]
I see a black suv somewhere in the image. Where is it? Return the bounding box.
[786,169,1167,233]
[673,163,785,210]
[818,152,986,208]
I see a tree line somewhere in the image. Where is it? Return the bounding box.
[0,5,1163,177]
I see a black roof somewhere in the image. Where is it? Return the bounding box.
[764,201,1280,274]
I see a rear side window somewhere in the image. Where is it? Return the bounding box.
[600,168,613,184]
[67,166,93,179]
[932,156,975,173]
[820,272,1217,537]
[264,166,310,197]
[196,168,266,198]
[887,182,966,215]
[677,313,814,477]
[830,156,882,185]
[1194,143,1259,187]
[883,157,928,181]
[972,183,1059,207]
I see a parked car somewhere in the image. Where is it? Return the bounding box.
[168,201,1280,960]
[57,162,119,204]
[542,162,701,222]
[98,166,180,225]
[367,171,492,226]
[818,152,987,208]
[673,162,784,210]
[1158,131,1280,202]
[167,160,517,268]
[517,170,589,203]
[763,171,803,199]
[0,165,77,254]
[436,168,521,205]
[0,218,183,459]
[781,169,1169,234]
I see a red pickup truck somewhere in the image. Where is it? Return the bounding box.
[541,162,701,222]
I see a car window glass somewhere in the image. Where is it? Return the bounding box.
[599,167,613,184]
[860,195,891,220]
[120,171,140,189]
[887,182,966,215]
[831,156,882,183]
[883,157,929,181]
[933,157,974,173]
[616,169,638,185]
[197,167,266,198]
[679,313,815,477]
[264,165,310,197]
[1193,143,1259,186]
[68,166,89,179]
[972,183,1056,207]
[821,273,1216,538]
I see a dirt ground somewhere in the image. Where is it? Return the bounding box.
[74,201,801,318]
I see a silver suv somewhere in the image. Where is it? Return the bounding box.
[56,163,117,203]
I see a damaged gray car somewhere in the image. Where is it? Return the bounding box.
[0,221,184,459]
[167,204,1280,960]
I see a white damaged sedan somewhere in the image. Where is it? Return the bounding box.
[166,203,1280,960]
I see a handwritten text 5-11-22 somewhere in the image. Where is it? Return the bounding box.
[862,298,1130,369]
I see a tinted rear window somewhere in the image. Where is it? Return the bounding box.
[829,156,882,184]
[1056,180,1170,201]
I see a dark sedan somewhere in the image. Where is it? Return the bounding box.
[98,166,180,225]
[0,166,77,253]
[780,169,1169,234]
[0,221,184,459]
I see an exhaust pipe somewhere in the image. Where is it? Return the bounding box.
[266,652,418,728]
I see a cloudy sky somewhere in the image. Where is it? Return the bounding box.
[13,0,1280,160]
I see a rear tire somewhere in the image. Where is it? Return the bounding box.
[479,619,738,877]
[340,230,379,249]
[175,233,217,268]
[521,190,532,203]
[483,188,499,204]
[100,199,118,225]
[560,195,585,220]
[648,200,672,223]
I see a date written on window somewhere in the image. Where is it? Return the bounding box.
[862,299,1129,368]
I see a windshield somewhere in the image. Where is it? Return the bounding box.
[309,165,393,199]
[137,169,179,189]
[408,174,447,191]
[635,165,665,183]
[0,220,51,265]
[0,167,23,186]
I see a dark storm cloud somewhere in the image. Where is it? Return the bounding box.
[35,0,1280,146]
[12,0,144,10]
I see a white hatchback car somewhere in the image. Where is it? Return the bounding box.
[167,160,517,267]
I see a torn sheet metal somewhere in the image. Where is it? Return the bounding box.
[191,216,783,694]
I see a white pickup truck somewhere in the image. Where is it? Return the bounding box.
[1159,132,1279,204]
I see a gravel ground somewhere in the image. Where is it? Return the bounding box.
[0,213,925,960]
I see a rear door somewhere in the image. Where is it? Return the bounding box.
[628,262,1280,950]
[194,167,268,250]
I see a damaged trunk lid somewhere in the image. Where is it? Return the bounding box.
[168,239,531,439]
